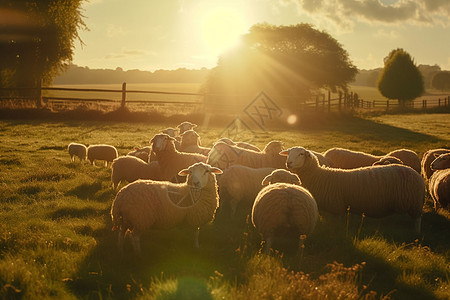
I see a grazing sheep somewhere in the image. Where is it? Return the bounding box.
[161,127,178,138]
[372,156,404,166]
[261,169,302,186]
[127,146,151,163]
[217,138,261,152]
[207,141,286,170]
[151,133,207,182]
[177,121,197,134]
[281,147,425,233]
[68,142,87,162]
[180,130,211,156]
[252,179,318,254]
[111,156,162,190]
[421,148,450,180]
[218,166,275,218]
[428,153,450,210]
[87,144,118,167]
[111,162,222,255]
[323,147,421,173]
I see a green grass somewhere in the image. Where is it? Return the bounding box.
[0,113,449,299]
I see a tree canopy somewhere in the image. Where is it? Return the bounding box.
[0,0,86,92]
[377,48,424,104]
[203,23,358,109]
[431,71,450,91]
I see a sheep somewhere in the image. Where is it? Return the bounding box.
[111,162,222,255]
[372,156,404,166]
[281,147,425,233]
[127,146,151,163]
[217,137,261,152]
[151,133,207,182]
[179,130,211,156]
[261,169,302,186]
[217,166,275,218]
[207,140,286,171]
[177,121,197,134]
[323,147,421,173]
[161,127,179,138]
[111,155,162,190]
[252,174,318,254]
[428,153,450,210]
[421,148,450,180]
[68,142,87,162]
[87,144,118,167]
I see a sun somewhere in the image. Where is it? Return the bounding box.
[200,7,247,58]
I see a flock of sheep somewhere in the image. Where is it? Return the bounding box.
[67,121,450,256]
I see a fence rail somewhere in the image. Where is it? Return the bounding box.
[0,83,449,115]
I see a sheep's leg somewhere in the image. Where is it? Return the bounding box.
[194,227,200,248]
[117,230,125,257]
[129,231,142,256]
[413,216,422,234]
[262,237,272,255]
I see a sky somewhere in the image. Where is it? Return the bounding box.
[72,0,450,72]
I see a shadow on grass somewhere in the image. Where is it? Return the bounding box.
[49,206,102,220]
[66,181,103,200]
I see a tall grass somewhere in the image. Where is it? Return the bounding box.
[0,113,449,299]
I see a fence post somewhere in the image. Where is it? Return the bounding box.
[36,79,42,109]
[386,100,389,112]
[315,95,319,111]
[328,90,331,113]
[338,91,342,111]
[438,98,441,107]
[121,82,127,109]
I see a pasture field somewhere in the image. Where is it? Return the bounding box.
[0,113,449,299]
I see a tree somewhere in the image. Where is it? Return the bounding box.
[431,71,450,91]
[0,0,87,96]
[203,23,358,110]
[377,48,424,106]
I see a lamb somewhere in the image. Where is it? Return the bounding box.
[217,166,275,218]
[323,147,421,173]
[261,169,302,186]
[252,172,318,254]
[127,146,151,163]
[207,140,286,170]
[372,156,404,166]
[179,130,211,156]
[428,153,450,210]
[111,155,162,190]
[281,147,425,233]
[68,142,87,162]
[87,144,118,167]
[151,133,207,182]
[177,121,197,134]
[421,148,450,180]
[217,137,261,152]
[111,162,222,255]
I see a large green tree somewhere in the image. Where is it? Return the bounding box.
[431,71,450,91]
[377,48,424,106]
[0,0,86,95]
[203,23,358,110]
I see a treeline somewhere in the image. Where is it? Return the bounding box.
[52,64,210,85]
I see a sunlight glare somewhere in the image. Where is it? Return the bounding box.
[287,114,298,125]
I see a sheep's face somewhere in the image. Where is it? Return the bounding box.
[373,156,403,166]
[161,128,178,137]
[280,147,310,170]
[431,153,450,170]
[179,163,222,190]
[177,122,197,134]
[180,130,200,147]
[262,169,301,186]
[151,134,175,152]
[264,141,283,155]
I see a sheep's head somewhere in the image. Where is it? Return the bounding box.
[180,130,200,147]
[217,137,235,146]
[161,127,178,137]
[177,121,197,134]
[431,153,450,170]
[263,141,283,155]
[373,156,403,166]
[207,142,239,170]
[150,134,176,153]
[179,162,222,190]
[280,147,314,170]
[262,169,301,186]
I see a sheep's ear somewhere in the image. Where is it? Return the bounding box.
[261,175,271,186]
[279,149,290,156]
[433,153,441,158]
[192,123,198,128]
[168,136,177,141]
[178,168,190,176]
[209,167,223,174]
[150,137,155,144]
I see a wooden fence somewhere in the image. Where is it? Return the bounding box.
[0,83,448,115]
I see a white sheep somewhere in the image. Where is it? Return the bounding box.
[217,166,275,218]
[372,156,404,166]
[261,169,302,186]
[111,155,162,190]
[177,121,197,134]
[68,142,87,162]
[127,146,151,163]
[110,162,222,255]
[151,133,207,182]
[217,137,261,152]
[281,147,425,233]
[87,144,118,167]
[421,148,450,180]
[161,127,179,138]
[323,147,421,173]
[252,173,318,254]
[428,153,450,210]
[179,130,211,156]
[207,140,286,170]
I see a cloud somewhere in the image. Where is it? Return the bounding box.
[106,24,127,38]
[287,0,450,30]
[373,29,399,39]
[105,49,155,60]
